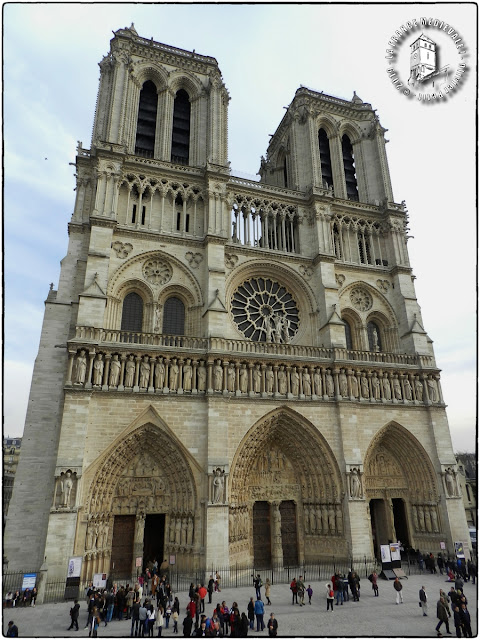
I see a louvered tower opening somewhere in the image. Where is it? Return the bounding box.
[342,135,358,201]
[171,90,191,165]
[135,81,157,158]
[318,129,333,189]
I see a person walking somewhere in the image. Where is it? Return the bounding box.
[290,578,298,605]
[247,597,255,630]
[297,576,305,606]
[453,606,463,638]
[393,577,403,604]
[131,599,141,637]
[306,585,313,605]
[265,578,272,605]
[254,597,265,631]
[461,603,472,637]
[207,576,215,604]
[6,621,19,637]
[326,583,334,611]
[156,606,164,637]
[435,596,452,637]
[182,613,193,637]
[68,600,81,630]
[172,610,179,634]
[419,585,428,616]
[267,612,278,637]
[254,575,263,600]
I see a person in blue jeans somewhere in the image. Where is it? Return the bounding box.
[254,597,265,631]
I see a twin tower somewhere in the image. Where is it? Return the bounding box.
[5,25,469,594]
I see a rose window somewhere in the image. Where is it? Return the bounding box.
[143,259,172,285]
[231,277,299,342]
[350,287,372,311]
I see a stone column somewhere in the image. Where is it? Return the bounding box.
[270,501,284,566]
[85,351,95,389]
[102,354,111,391]
[118,354,126,391]
[132,514,146,576]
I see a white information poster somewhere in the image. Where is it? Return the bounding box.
[93,573,107,589]
[380,545,391,563]
[67,557,83,578]
[390,542,401,562]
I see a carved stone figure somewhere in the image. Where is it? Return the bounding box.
[253,366,261,393]
[214,364,223,391]
[371,374,380,399]
[431,507,439,533]
[212,468,225,504]
[445,468,456,497]
[313,370,322,396]
[93,354,104,386]
[418,506,426,532]
[372,327,379,351]
[227,365,236,392]
[339,372,348,397]
[125,355,135,387]
[74,350,87,384]
[197,363,207,391]
[326,372,334,397]
[427,378,438,402]
[350,374,358,397]
[328,505,336,533]
[404,378,413,400]
[302,370,311,395]
[412,505,419,531]
[175,518,181,545]
[291,369,299,395]
[183,360,192,391]
[139,356,150,388]
[181,517,188,545]
[109,354,121,386]
[361,376,369,398]
[187,517,194,545]
[309,506,316,534]
[350,468,362,499]
[170,361,179,390]
[60,471,74,507]
[239,366,248,393]
[155,360,165,388]
[415,378,423,401]
[383,376,392,400]
[266,368,274,393]
[278,368,287,395]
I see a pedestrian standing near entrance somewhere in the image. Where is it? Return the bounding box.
[419,586,428,616]
[156,606,164,637]
[297,576,305,606]
[326,584,334,611]
[393,578,403,604]
[461,603,472,637]
[247,597,255,630]
[254,597,265,631]
[435,596,451,637]
[68,600,80,630]
[265,578,272,605]
[131,598,141,637]
[254,574,262,600]
[207,576,215,604]
[267,613,278,637]
[290,578,298,605]
[306,585,313,605]
[453,606,463,638]
[182,613,193,637]
[370,571,379,597]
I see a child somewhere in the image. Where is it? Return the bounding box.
[306,585,313,605]
[172,609,179,634]
[165,604,172,629]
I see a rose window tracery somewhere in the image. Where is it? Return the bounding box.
[143,259,172,285]
[350,287,372,312]
[231,277,299,342]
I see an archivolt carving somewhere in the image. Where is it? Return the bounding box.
[83,420,198,518]
[229,407,343,507]
[364,422,439,504]
[340,281,397,327]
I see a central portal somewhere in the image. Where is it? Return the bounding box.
[253,501,271,568]
[280,501,298,566]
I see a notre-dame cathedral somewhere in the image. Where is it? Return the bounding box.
[4,25,470,589]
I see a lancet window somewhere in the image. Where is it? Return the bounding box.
[135,81,158,158]
[367,321,382,352]
[121,293,144,333]
[163,297,185,335]
[230,200,299,254]
[171,90,191,165]
[342,135,358,201]
[318,129,333,190]
[344,319,353,350]
[331,216,386,267]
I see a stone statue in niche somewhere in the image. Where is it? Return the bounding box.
[266,368,274,393]
[339,372,348,397]
[74,350,87,384]
[372,327,380,351]
[427,378,439,402]
[183,360,193,391]
[109,354,121,386]
[139,356,150,388]
[253,366,261,393]
[371,374,381,399]
[313,369,322,396]
[302,369,311,396]
[278,368,287,395]
[125,354,135,387]
[349,468,362,499]
[227,365,236,392]
[212,468,225,504]
[382,376,392,400]
[154,305,161,333]
[58,471,75,508]
[361,376,369,398]
[415,377,423,401]
[326,371,334,397]
[444,468,457,497]
[404,378,413,400]
[155,360,165,389]
[214,363,223,391]
[169,360,179,390]
[393,377,402,400]
[291,368,299,395]
[197,363,207,391]
[239,366,248,393]
[93,354,104,386]
[350,373,358,397]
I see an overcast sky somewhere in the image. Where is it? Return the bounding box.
[4,3,477,452]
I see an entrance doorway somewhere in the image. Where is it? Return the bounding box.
[111,514,135,578]
[392,498,410,547]
[143,514,165,570]
[369,499,391,558]
[253,501,271,568]
[280,501,298,567]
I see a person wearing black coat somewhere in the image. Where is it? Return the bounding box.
[68,600,81,630]
[183,613,193,638]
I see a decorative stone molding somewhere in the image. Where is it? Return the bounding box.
[442,466,460,498]
[53,470,78,510]
[376,279,390,293]
[209,467,227,504]
[112,241,133,259]
[349,287,373,312]
[225,253,238,270]
[185,251,203,269]
[299,265,313,280]
[346,466,364,500]
[335,274,345,288]
[143,258,172,285]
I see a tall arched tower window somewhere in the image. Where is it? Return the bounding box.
[367,321,382,352]
[344,319,353,350]
[121,292,144,333]
[135,81,158,158]
[162,297,185,335]
[318,129,333,189]
[342,134,358,201]
[171,90,191,165]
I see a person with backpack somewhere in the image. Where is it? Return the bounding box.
[254,597,265,631]
[68,600,80,630]
[393,577,403,604]
[290,578,298,605]
[253,574,263,600]
[297,576,305,606]
[326,583,334,611]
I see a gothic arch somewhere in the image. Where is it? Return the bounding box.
[340,281,398,327]
[364,422,439,503]
[82,407,203,516]
[338,121,362,145]
[315,115,338,138]
[229,407,343,505]
[168,71,204,100]
[130,63,169,91]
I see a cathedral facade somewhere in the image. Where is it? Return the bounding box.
[5,25,470,586]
